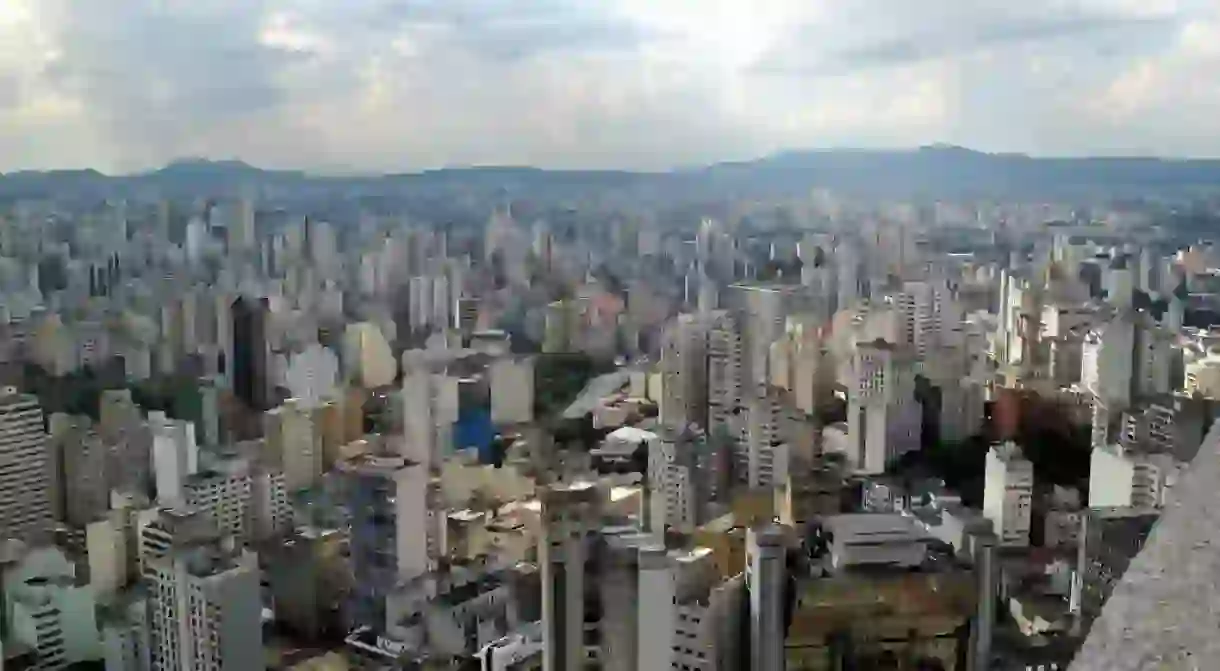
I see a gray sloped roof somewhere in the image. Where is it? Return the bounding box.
[1070,419,1220,671]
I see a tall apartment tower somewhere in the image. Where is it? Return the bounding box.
[659,314,709,431]
[0,387,54,542]
[263,398,322,491]
[150,411,199,506]
[143,512,263,671]
[848,340,921,474]
[48,413,108,527]
[983,443,1034,547]
[337,447,429,628]
[540,482,605,671]
[706,311,743,439]
[747,524,789,671]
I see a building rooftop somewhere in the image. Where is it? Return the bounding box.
[604,425,657,445]
[824,513,928,540]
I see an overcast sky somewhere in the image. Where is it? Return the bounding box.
[0,0,1217,173]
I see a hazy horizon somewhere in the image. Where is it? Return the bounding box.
[1,1,1217,173]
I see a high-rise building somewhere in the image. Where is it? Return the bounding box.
[182,453,290,545]
[231,295,270,411]
[983,443,1034,547]
[263,398,322,491]
[1082,312,1137,412]
[659,314,709,431]
[540,482,605,671]
[847,340,921,474]
[744,388,791,488]
[0,387,54,542]
[648,426,728,534]
[706,311,743,439]
[747,524,789,671]
[337,446,429,628]
[143,510,263,671]
[49,413,108,527]
[150,411,199,506]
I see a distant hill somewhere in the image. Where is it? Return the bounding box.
[3,146,1220,202]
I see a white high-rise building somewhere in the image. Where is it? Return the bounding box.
[150,411,199,506]
[847,340,921,474]
[0,388,53,543]
[983,443,1034,548]
[401,362,460,471]
[636,545,738,671]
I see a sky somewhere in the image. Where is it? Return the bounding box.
[0,0,1217,173]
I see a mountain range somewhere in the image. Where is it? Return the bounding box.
[3,146,1220,202]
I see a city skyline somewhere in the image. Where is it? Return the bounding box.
[0,1,1218,173]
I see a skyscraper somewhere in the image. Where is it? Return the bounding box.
[231,295,270,412]
[541,481,604,671]
[337,446,429,628]
[143,510,263,671]
[0,387,54,542]
[747,524,789,671]
[847,340,921,474]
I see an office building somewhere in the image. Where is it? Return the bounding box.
[231,295,271,411]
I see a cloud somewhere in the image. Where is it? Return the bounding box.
[0,0,1216,172]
